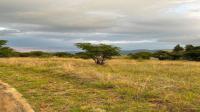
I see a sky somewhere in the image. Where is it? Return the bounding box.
[0,0,200,51]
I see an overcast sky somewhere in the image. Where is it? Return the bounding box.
[0,0,200,51]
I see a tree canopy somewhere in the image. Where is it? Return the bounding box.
[0,40,17,57]
[173,44,184,52]
[0,40,7,47]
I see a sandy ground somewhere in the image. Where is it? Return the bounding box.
[0,80,34,112]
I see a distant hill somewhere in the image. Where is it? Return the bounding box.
[120,49,158,55]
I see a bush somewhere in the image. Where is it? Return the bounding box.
[184,50,200,61]
[0,47,18,57]
[0,40,18,57]
[128,52,153,59]
[170,52,183,60]
[53,52,74,57]
[75,52,91,59]
[153,51,172,60]
[18,52,31,57]
[183,45,200,61]
[18,51,52,57]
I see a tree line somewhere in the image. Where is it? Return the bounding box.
[128,44,200,61]
[0,40,199,65]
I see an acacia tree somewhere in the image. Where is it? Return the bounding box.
[76,43,120,65]
[0,40,7,47]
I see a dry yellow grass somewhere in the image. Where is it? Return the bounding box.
[0,57,200,112]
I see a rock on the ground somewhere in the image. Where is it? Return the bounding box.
[0,80,34,112]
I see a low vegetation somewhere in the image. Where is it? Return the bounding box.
[1,40,199,62]
[0,58,199,112]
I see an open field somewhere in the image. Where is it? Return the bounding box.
[0,58,200,112]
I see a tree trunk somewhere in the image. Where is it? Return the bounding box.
[95,55,105,65]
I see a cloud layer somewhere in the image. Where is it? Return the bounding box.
[0,0,199,51]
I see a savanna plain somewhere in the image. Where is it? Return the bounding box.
[0,57,200,112]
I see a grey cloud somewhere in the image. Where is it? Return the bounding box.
[0,27,21,35]
[0,0,200,51]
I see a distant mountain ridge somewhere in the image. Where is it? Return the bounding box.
[67,49,171,55]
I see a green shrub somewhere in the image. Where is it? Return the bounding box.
[184,50,200,61]
[75,52,91,59]
[0,47,18,57]
[128,52,153,59]
[18,51,52,57]
[0,40,18,57]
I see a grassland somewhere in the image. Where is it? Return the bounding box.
[0,58,199,112]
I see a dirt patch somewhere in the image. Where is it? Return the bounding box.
[0,80,34,112]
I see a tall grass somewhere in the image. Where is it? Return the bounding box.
[0,58,199,112]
